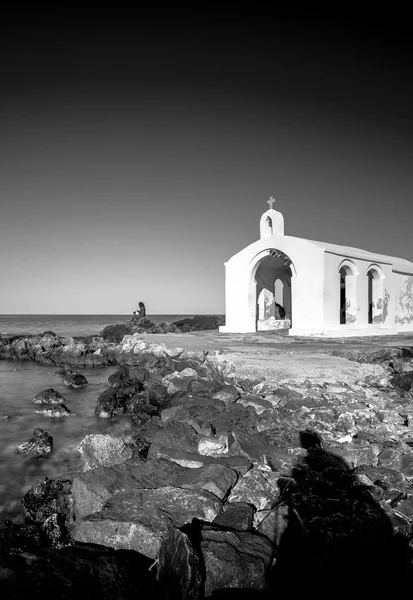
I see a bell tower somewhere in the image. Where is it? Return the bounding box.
[260,196,284,238]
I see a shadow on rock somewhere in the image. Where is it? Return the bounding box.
[266,430,412,597]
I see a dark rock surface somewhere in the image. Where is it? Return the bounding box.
[22,478,74,548]
[172,315,225,332]
[15,428,53,456]
[62,372,89,387]
[32,388,66,405]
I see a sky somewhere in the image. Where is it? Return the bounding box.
[1,9,413,314]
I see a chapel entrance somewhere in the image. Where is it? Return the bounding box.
[255,250,292,331]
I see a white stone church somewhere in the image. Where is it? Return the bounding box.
[220,199,413,337]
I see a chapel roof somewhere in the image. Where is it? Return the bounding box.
[305,238,413,274]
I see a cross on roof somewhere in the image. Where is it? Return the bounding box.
[267,196,275,210]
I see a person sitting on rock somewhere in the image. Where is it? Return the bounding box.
[133,302,146,319]
[275,302,286,319]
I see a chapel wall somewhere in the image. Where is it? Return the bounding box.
[393,272,413,330]
[323,252,393,329]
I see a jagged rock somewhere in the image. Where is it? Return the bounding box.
[22,478,74,547]
[158,521,274,597]
[391,371,413,391]
[227,468,279,512]
[198,434,229,456]
[61,372,89,387]
[212,385,240,403]
[32,388,66,405]
[72,457,188,518]
[213,502,255,531]
[162,369,198,394]
[173,464,238,500]
[157,528,203,599]
[148,422,200,457]
[35,404,72,417]
[77,434,133,472]
[15,428,53,456]
[95,388,134,418]
[172,315,225,332]
[256,502,290,545]
[73,487,223,558]
[38,333,62,351]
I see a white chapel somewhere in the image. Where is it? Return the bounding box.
[219,198,413,337]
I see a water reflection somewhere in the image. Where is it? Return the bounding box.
[0,360,127,522]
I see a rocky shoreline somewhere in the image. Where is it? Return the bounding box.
[1,325,413,597]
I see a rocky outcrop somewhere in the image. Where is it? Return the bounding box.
[99,315,225,342]
[15,428,53,456]
[172,314,225,332]
[33,388,66,405]
[61,372,89,387]
[3,336,413,595]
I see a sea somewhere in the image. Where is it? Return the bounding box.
[0,314,194,523]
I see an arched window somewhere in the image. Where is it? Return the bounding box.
[339,263,357,325]
[266,216,273,235]
[367,267,383,324]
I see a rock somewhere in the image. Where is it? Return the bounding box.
[15,428,53,456]
[172,315,225,331]
[32,388,66,405]
[148,422,200,457]
[256,502,290,545]
[212,385,240,403]
[100,323,128,342]
[391,372,413,391]
[35,404,72,417]
[73,487,223,558]
[61,373,89,387]
[157,528,203,599]
[173,464,238,500]
[22,478,74,547]
[163,521,274,597]
[72,457,188,518]
[95,388,133,418]
[162,369,198,394]
[213,502,255,531]
[227,468,279,512]
[198,434,229,456]
[77,434,133,471]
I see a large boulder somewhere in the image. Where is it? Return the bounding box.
[73,487,223,559]
[157,522,274,597]
[72,457,188,518]
[77,434,133,471]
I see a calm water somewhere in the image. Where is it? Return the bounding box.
[0,360,127,522]
[0,314,194,338]
[0,313,195,523]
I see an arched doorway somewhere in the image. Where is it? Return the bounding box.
[339,264,357,325]
[254,250,292,331]
[367,268,382,324]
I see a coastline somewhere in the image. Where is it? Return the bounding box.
[1,324,413,595]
